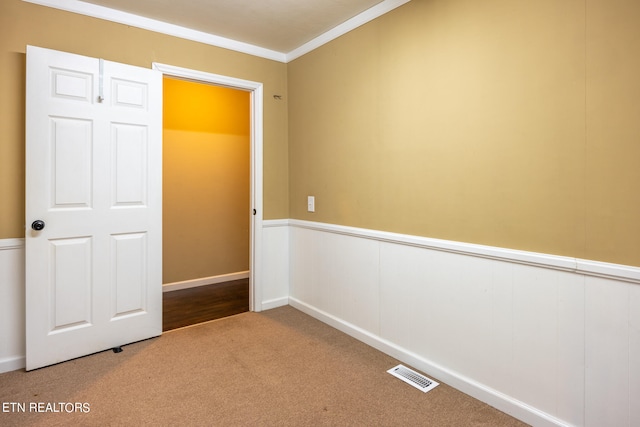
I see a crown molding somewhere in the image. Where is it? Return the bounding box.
[22,0,287,62]
[23,0,411,63]
[285,0,411,62]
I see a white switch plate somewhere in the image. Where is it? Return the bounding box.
[307,196,315,212]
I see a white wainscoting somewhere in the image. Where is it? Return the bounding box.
[0,223,290,373]
[287,219,640,427]
[0,239,26,374]
[261,220,290,310]
[6,221,639,426]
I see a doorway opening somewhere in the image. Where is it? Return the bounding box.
[153,63,264,330]
[162,77,249,330]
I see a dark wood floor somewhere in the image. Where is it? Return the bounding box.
[162,278,249,331]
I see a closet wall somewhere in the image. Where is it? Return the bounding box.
[163,77,250,284]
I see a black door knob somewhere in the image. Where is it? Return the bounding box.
[31,220,45,231]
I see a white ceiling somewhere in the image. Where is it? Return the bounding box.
[29,0,410,61]
[82,0,386,53]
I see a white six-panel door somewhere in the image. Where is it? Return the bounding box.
[25,46,162,370]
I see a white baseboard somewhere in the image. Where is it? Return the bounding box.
[162,271,250,292]
[289,297,568,427]
[0,356,26,374]
[261,296,289,310]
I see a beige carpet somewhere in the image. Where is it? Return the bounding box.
[0,306,528,426]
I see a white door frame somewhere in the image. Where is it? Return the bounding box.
[152,63,263,312]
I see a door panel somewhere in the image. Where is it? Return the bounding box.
[51,117,93,208]
[51,67,93,102]
[50,237,92,330]
[111,232,147,317]
[112,124,148,206]
[26,45,162,371]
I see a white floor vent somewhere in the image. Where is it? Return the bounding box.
[387,365,439,393]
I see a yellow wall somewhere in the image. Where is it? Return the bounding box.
[163,78,250,283]
[0,0,288,239]
[4,0,640,268]
[288,0,640,267]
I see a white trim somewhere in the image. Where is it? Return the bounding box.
[261,297,289,311]
[289,297,569,427]
[22,0,411,63]
[576,258,640,284]
[163,271,250,293]
[262,219,290,228]
[153,63,263,91]
[289,219,640,284]
[0,238,25,250]
[0,357,26,374]
[285,0,412,62]
[22,0,286,62]
[154,62,264,312]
